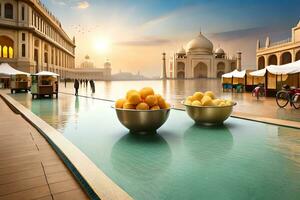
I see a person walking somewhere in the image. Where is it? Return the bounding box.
[90,80,95,93]
[74,79,79,96]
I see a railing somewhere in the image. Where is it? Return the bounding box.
[258,38,292,49]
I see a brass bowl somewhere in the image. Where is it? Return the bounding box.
[113,106,171,133]
[182,101,236,125]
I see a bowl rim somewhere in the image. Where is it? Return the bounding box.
[181,100,237,108]
[112,105,171,112]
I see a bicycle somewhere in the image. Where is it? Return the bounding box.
[276,85,300,109]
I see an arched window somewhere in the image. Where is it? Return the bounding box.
[0,36,14,58]
[3,46,8,58]
[4,3,13,19]
[9,47,13,58]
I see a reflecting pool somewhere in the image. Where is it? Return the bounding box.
[10,93,300,200]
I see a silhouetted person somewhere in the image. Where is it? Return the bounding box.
[80,79,83,86]
[64,79,67,88]
[90,80,95,93]
[85,79,88,87]
[74,79,79,96]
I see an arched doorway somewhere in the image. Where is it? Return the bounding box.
[177,71,185,79]
[268,54,277,65]
[217,62,225,78]
[177,62,185,79]
[0,35,14,58]
[295,51,300,61]
[258,56,265,69]
[280,52,292,64]
[194,62,208,78]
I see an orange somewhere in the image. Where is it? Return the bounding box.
[145,95,158,107]
[140,87,154,99]
[115,99,126,108]
[136,102,150,110]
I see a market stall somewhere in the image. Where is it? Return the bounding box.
[221,70,246,92]
[0,63,30,93]
[249,61,300,96]
[31,71,59,99]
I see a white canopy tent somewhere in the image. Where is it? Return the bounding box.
[35,71,59,77]
[0,63,30,76]
[222,69,246,78]
[249,60,300,77]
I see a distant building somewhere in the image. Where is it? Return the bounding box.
[256,20,300,69]
[72,57,111,80]
[0,0,75,78]
[168,32,240,79]
[80,55,94,68]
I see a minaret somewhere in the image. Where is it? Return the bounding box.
[236,51,242,71]
[162,52,167,79]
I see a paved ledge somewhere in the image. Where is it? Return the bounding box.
[0,93,133,200]
[231,111,300,129]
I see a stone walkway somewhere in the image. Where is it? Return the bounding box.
[0,98,90,200]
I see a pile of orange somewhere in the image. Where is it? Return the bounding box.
[115,87,170,110]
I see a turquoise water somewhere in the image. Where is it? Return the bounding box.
[11,93,300,200]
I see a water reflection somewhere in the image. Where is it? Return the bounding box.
[183,125,233,162]
[110,133,172,181]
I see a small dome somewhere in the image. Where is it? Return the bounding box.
[177,47,186,54]
[215,47,225,54]
[104,59,111,68]
[186,32,213,54]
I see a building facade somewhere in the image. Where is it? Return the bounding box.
[167,32,240,79]
[256,20,300,69]
[0,0,75,78]
[72,57,111,80]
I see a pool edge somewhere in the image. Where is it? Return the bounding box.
[0,93,133,200]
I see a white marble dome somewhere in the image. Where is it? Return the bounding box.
[186,32,213,54]
[215,47,225,54]
[177,47,186,54]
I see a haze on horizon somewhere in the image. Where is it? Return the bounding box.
[44,0,300,77]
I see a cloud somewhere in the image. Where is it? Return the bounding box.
[115,37,171,46]
[76,1,89,9]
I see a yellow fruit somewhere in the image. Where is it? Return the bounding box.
[225,99,234,106]
[151,105,160,110]
[186,96,193,101]
[123,101,136,109]
[136,102,150,110]
[218,102,226,107]
[145,95,158,107]
[140,87,154,99]
[115,99,126,108]
[212,99,221,106]
[184,100,192,105]
[191,100,202,107]
[201,95,214,106]
[127,92,141,105]
[165,103,171,109]
[204,91,215,99]
[158,97,167,109]
[126,90,139,99]
[193,92,204,101]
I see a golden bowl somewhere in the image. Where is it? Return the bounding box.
[113,106,171,133]
[182,101,236,125]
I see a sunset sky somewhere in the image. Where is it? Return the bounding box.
[44,0,300,77]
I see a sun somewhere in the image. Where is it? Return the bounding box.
[94,38,111,53]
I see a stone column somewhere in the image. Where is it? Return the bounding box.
[162,52,167,79]
[236,51,242,70]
